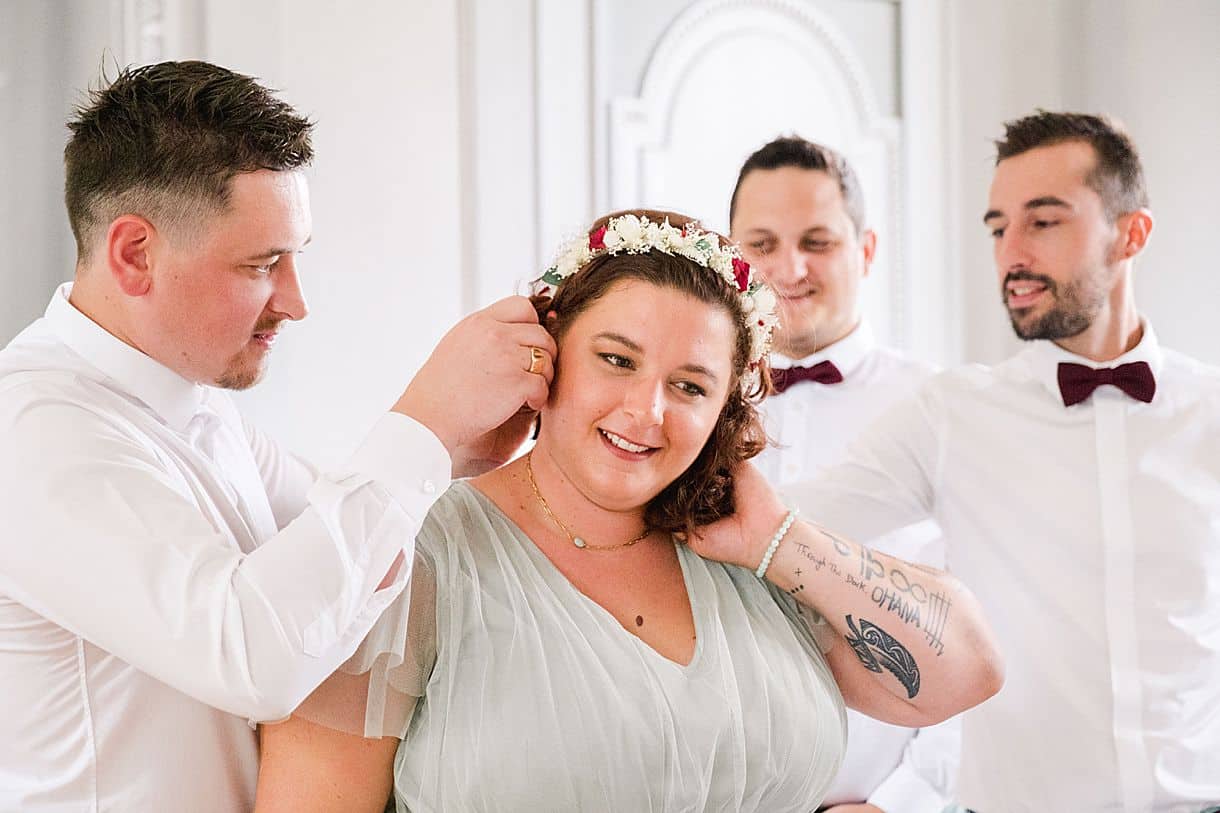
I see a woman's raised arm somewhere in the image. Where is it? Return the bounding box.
[688,463,1004,727]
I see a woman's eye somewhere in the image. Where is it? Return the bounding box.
[748,242,772,255]
[600,353,633,369]
[1033,220,1058,230]
[675,381,706,397]
[802,240,834,252]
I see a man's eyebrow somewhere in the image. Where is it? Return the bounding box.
[1024,195,1071,211]
[740,225,833,236]
[242,235,313,262]
[984,196,1072,224]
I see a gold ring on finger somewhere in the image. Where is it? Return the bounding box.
[527,345,546,375]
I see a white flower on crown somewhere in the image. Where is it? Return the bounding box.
[533,213,777,394]
[749,284,779,355]
[616,214,642,247]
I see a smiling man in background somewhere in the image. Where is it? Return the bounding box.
[730,136,956,813]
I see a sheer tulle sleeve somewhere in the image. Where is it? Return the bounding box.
[291,550,437,739]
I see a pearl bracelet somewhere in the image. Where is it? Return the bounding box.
[755,508,799,579]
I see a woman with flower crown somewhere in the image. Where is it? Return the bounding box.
[253,209,1002,812]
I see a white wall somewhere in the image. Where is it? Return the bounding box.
[1068,0,1220,364]
[0,0,104,344]
[204,1,466,465]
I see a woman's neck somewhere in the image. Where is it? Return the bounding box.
[514,445,650,551]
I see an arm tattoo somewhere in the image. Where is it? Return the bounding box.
[844,615,921,699]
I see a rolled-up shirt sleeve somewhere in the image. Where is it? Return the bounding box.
[0,393,450,723]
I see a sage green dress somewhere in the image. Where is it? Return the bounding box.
[303,481,847,812]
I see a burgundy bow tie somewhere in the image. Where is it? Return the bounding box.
[770,360,844,394]
[1056,361,1156,407]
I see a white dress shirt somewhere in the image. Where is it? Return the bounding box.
[787,324,1220,813]
[759,322,958,813]
[0,284,452,812]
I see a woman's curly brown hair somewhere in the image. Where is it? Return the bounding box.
[530,209,772,539]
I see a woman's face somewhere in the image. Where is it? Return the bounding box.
[537,278,738,514]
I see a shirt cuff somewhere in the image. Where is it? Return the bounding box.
[867,759,948,813]
[344,412,452,506]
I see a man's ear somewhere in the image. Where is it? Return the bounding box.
[1118,208,1154,260]
[105,215,157,297]
[859,229,878,277]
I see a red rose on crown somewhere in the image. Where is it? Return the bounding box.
[589,226,608,250]
[731,258,751,292]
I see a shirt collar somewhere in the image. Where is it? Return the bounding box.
[44,283,208,432]
[770,319,875,376]
[1016,320,1164,402]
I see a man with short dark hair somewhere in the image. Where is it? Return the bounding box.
[784,111,1220,810]
[730,137,954,813]
[730,137,874,363]
[0,61,554,811]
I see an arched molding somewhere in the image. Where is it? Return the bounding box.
[608,0,908,345]
[639,0,883,133]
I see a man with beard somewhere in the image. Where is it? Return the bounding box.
[729,137,956,813]
[0,61,554,811]
[782,111,1220,810]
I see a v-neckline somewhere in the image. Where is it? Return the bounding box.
[463,481,707,672]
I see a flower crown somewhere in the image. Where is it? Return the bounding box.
[531,213,778,392]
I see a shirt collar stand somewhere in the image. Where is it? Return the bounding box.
[44,283,208,432]
[770,319,875,376]
[1020,320,1164,402]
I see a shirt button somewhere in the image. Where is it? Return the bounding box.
[421,479,437,495]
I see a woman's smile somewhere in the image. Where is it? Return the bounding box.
[598,427,658,458]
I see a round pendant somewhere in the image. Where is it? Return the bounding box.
[573,537,587,548]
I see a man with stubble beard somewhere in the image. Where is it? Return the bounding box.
[0,61,555,811]
[783,112,1220,811]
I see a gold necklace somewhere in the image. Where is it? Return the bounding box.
[525,451,652,552]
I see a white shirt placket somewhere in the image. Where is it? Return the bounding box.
[1093,392,1153,810]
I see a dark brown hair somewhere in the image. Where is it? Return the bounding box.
[64,60,314,261]
[729,135,867,234]
[995,110,1148,221]
[532,209,770,538]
